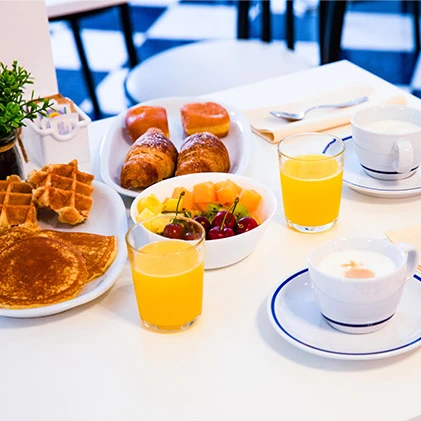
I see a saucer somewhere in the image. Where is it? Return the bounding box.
[267,268,421,360]
[343,136,421,198]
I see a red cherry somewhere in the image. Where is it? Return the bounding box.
[163,223,185,239]
[184,231,201,241]
[207,226,235,240]
[194,216,211,233]
[235,217,258,235]
[212,211,236,229]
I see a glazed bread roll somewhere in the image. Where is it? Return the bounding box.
[181,102,230,138]
[120,128,178,190]
[175,132,231,176]
[125,105,170,142]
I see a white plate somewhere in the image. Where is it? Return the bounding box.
[343,136,421,198]
[99,96,252,198]
[0,181,128,318]
[267,268,421,360]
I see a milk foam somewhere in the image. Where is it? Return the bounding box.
[317,249,397,279]
[363,120,421,135]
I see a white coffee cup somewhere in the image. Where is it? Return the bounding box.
[308,237,419,334]
[351,105,421,180]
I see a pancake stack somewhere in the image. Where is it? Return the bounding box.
[0,227,117,309]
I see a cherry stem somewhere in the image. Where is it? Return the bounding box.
[220,197,239,231]
[172,191,185,224]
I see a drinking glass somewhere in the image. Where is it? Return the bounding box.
[126,215,206,333]
[278,132,345,233]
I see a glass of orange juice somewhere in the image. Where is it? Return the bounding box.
[126,215,206,333]
[278,132,345,233]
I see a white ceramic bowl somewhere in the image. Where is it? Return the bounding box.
[130,172,277,269]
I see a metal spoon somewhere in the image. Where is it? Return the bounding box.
[269,96,369,121]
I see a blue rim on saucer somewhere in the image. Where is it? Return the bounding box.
[341,136,421,197]
[268,268,421,360]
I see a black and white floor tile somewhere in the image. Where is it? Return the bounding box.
[48,0,421,120]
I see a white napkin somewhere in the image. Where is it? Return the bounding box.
[385,225,421,271]
[244,83,407,144]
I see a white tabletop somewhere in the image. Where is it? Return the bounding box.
[3,60,421,421]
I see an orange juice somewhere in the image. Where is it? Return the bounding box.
[280,154,343,226]
[131,240,204,331]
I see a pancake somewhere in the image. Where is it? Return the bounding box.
[0,236,88,309]
[39,230,118,281]
[0,226,37,254]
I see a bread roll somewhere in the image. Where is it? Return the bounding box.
[175,132,230,176]
[181,102,230,138]
[120,128,178,190]
[125,105,170,142]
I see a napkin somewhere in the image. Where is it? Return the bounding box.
[385,225,421,271]
[244,83,407,144]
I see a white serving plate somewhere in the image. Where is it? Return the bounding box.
[268,268,421,360]
[99,96,252,198]
[343,136,421,198]
[0,181,128,318]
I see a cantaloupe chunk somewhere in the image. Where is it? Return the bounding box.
[239,189,262,213]
[215,180,242,204]
[195,202,209,212]
[193,181,216,204]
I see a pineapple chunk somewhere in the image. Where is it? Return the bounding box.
[163,197,181,213]
[143,217,168,234]
[136,194,164,216]
[136,208,156,223]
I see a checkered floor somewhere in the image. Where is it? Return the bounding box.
[48,0,421,120]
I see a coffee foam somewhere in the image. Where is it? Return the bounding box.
[317,249,396,279]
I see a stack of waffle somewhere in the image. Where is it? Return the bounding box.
[0,175,39,232]
[27,159,94,225]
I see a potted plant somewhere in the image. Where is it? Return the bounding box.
[0,60,53,179]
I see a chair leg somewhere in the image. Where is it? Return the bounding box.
[237,0,250,39]
[412,0,421,52]
[318,0,328,65]
[69,17,102,118]
[286,0,295,50]
[119,3,139,68]
[261,0,271,42]
[322,0,347,64]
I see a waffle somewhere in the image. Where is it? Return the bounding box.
[27,160,94,225]
[0,175,39,232]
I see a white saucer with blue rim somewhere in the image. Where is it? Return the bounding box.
[267,268,421,360]
[343,136,421,198]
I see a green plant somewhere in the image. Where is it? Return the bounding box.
[0,60,53,138]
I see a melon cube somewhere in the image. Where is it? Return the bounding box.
[193,181,216,204]
[215,180,242,204]
[239,189,262,213]
[172,187,194,211]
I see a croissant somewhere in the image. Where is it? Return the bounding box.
[175,132,231,176]
[120,128,178,190]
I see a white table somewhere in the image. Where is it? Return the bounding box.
[3,60,421,421]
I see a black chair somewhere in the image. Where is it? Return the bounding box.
[47,1,139,118]
[320,0,421,64]
[237,0,295,48]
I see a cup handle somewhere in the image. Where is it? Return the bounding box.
[396,243,419,282]
[393,140,414,174]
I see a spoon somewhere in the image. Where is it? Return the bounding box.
[269,96,369,121]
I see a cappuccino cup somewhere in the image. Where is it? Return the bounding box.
[308,237,419,334]
[351,105,421,180]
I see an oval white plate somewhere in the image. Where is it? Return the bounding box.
[0,181,128,318]
[99,96,252,198]
[268,268,421,360]
[343,136,421,198]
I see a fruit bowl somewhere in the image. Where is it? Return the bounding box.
[130,173,277,269]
